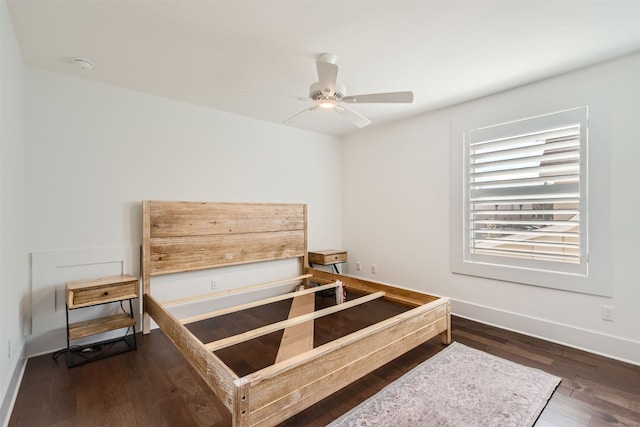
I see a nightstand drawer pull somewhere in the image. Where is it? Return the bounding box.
[103,291,109,296]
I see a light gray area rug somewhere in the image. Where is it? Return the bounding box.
[328,342,561,427]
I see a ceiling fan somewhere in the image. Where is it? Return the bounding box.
[283,53,414,128]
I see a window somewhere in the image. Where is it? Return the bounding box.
[468,120,582,267]
[451,107,599,293]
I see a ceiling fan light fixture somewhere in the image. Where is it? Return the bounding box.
[317,98,337,109]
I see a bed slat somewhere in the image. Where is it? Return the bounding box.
[205,292,385,352]
[180,282,338,325]
[164,274,313,307]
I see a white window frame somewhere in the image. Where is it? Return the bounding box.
[451,106,611,297]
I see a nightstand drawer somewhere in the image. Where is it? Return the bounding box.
[66,275,139,309]
[309,250,348,265]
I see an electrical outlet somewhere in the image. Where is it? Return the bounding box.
[371,264,377,274]
[210,279,218,290]
[601,305,614,322]
[356,262,361,271]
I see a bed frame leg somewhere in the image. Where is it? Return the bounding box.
[441,302,452,345]
[233,383,250,427]
[143,312,151,335]
[142,294,151,334]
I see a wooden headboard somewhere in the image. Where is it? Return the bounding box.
[142,201,307,275]
[141,201,307,332]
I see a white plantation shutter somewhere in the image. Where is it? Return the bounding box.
[468,124,581,264]
[456,107,589,282]
[452,105,615,297]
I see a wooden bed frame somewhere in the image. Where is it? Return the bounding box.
[142,200,451,427]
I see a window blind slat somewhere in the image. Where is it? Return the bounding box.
[470,197,579,205]
[470,182,579,200]
[473,151,580,173]
[473,245,580,256]
[472,239,579,251]
[471,163,579,182]
[471,209,579,216]
[469,126,579,152]
[471,174,579,189]
[471,229,580,238]
[471,219,579,226]
[472,139,580,163]
[471,248,580,263]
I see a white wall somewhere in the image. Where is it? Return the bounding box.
[0,0,28,424]
[3,21,637,426]
[24,67,342,355]
[341,52,640,364]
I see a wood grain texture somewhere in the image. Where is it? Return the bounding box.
[66,275,138,309]
[242,302,449,426]
[180,281,335,325]
[142,201,306,331]
[308,267,440,307]
[308,250,348,265]
[148,275,447,426]
[148,201,305,237]
[68,313,136,339]
[142,201,152,334]
[165,274,313,308]
[66,275,138,291]
[145,201,306,275]
[275,291,315,364]
[204,292,386,352]
[149,231,305,275]
[11,315,637,427]
[145,293,237,412]
[140,201,450,426]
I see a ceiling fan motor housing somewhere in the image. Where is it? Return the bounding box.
[309,82,346,101]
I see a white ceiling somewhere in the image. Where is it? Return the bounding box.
[7,0,640,137]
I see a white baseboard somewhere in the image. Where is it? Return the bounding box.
[1,342,27,427]
[452,299,640,366]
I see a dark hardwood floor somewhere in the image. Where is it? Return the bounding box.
[9,299,640,426]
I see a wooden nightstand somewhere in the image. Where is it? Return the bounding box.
[309,250,348,273]
[65,274,139,367]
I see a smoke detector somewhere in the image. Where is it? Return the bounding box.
[73,58,94,70]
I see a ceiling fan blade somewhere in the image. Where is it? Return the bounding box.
[282,106,317,124]
[335,105,371,128]
[316,60,338,96]
[342,91,414,104]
